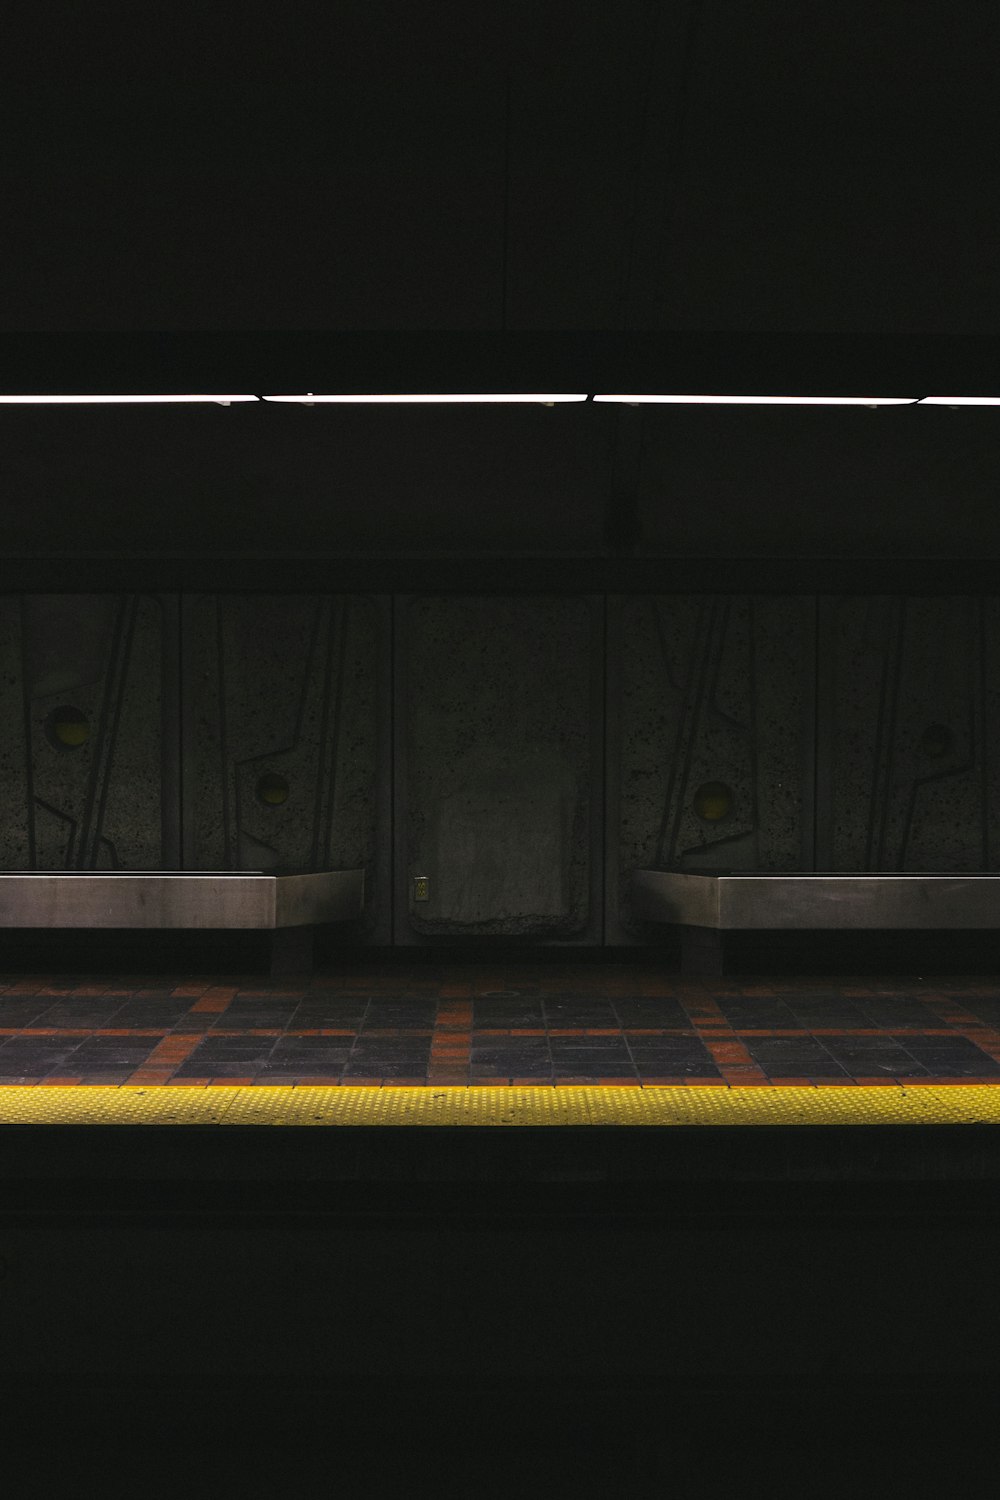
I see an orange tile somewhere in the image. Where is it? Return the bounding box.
[190,994,236,1013]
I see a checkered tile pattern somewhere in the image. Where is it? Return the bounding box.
[2,966,1000,1087]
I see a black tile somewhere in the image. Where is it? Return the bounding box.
[902,1038,993,1056]
[761,1062,850,1078]
[473,1004,546,1027]
[106,1006,191,1025]
[786,1006,872,1027]
[352,1038,432,1054]
[827,1053,929,1077]
[615,1008,692,1031]
[0,1001,53,1025]
[344,1062,427,1078]
[0,1039,83,1057]
[746,1036,835,1055]
[823,1035,918,1053]
[68,1046,157,1062]
[626,1044,710,1056]
[719,1001,803,1023]
[472,1042,550,1057]
[551,1063,638,1078]
[290,1005,366,1024]
[544,997,615,1011]
[634,1061,723,1077]
[254,1062,341,1077]
[173,1060,260,1077]
[918,1060,1000,1076]
[859,1006,940,1028]
[470,1066,551,1079]
[548,1036,630,1050]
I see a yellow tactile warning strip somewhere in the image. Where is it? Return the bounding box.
[2,1084,1000,1126]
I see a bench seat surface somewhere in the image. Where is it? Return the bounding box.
[632,870,1000,930]
[0,871,364,929]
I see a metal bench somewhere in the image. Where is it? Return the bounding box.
[0,870,365,977]
[631,870,1000,975]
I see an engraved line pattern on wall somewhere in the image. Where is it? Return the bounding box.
[22,595,164,869]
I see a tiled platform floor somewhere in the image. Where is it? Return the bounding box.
[2,962,1000,1087]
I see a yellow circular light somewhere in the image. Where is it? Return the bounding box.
[256,772,290,806]
[693,780,733,822]
[46,706,90,750]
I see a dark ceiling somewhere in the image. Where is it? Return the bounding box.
[3,0,997,334]
[2,1,999,571]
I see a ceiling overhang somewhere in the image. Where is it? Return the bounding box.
[0,331,999,399]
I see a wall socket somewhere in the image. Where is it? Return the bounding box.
[412,875,430,902]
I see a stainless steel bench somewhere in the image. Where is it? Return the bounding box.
[0,870,365,977]
[631,871,1000,974]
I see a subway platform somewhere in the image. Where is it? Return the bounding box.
[4,959,1000,1487]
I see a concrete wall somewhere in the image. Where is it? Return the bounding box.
[397,596,601,942]
[612,595,812,938]
[821,596,1000,871]
[0,595,165,868]
[1,592,998,945]
[183,594,387,939]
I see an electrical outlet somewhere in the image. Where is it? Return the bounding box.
[413,875,430,902]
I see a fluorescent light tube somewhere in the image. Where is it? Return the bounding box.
[0,395,260,404]
[592,394,917,406]
[261,393,589,404]
[917,397,1000,406]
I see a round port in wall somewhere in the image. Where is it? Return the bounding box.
[693,780,733,822]
[45,705,90,751]
[256,772,290,806]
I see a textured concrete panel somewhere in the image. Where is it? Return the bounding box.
[0,598,30,867]
[616,596,809,934]
[828,596,1000,870]
[402,597,596,937]
[16,595,164,869]
[184,595,381,930]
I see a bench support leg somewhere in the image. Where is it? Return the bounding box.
[270,926,316,979]
[679,925,726,977]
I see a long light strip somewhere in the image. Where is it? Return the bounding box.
[0,393,996,407]
[262,393,589,404]
[916,396,1000,406]
[592,394,918,406]
[0,394,260,405]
